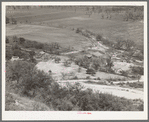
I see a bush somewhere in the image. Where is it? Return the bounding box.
[86,68,96,75]
[55,57,61,63]
[123,8,143,21]
[6,48,13,60]
[76,28,81,33]
[11,18,17,24]
[96,34,102,41]
[6,37,9,43]
[78,67,81,72]
[13,49,23,58]
[61,72,68,80]
[130,66,144,75]
[6,60,54,96]
[114,38,135,51]
[97,77,101,80]
[72,76,78,79]
[120,70,128,76]
[6,17,9,24]
[127,82,143,88]
[34,42,44,49]
[6,60,35,82]
[64,59,72,67]
[19,37,26,44]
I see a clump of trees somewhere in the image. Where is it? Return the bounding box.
[123,7,143,21]
[96,34,112,46]
[74,55,114,74]
[130,66,144,75]
[6,17,17,24]
[86,68,96,76]
[6,36,62,55]
[114,38,135,51]
[64,59,72,67]
[96,34,103,41]
[6,17,10,24]
[54,57,61,63]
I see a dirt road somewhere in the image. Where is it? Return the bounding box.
[57,80,144,100]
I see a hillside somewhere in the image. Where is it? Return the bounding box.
[5,6,144,111]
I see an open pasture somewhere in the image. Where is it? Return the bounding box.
[44,14,143,48]
[8,9,143,49]
[6,24,91,50]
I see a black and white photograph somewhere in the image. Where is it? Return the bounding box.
[2,1,148,120]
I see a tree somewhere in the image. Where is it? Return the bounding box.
[6,60,35,83]
[12,36,19,43]
[55,57,61,63]
[86,68,96,76]
[19,37,26,44]
[6,37,9,43]
[125,39,135,51]
[64,59,72,67]
[11,18,17,24]
[13,49,22,58]
[78,67,81,73]
[96,34,102,41]
[6,48,13,60]
[114,39,124,49]
[12,43,20,50]
[92,59,100,71]
[6,17,9,24]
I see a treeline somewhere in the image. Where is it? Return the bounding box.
[6,60,143,111]
[6,17,17,24]
[6,36,72,61]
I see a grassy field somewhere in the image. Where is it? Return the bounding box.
[6,8,143,49]
[6,24,91,50]
[44,14,143,47]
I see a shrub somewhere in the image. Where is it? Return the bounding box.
[72,76,78,79]
[6,60,54,96]
[64,59,71,67]
[61,72,68,80]
[6,17,9,24]
[76,28,81,33]
[55,57,61,63]
[6,37,9,43]
[114,38,135,51]
[102,38,112,46]
[86,76,90,79]
[6,60,35,83]
[86,68,96,75]
[97,77,101,80]
[19,37,26,44]
[34,42,44,49]
[127,82,143,88]
[13,49,23,58]
[85,81,107,85]
[96,34,102,41]
[120,70,128,76]
[130,66,144,75]
[19,70,53,96]
[11,18,17,24]
[6,48,13,60]
[78,67,81,72]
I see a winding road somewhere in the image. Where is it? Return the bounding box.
[57,79,144,100]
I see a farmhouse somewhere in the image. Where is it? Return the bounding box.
[85,54,92,59]
[11,56,20,61]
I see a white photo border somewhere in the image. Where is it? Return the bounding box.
[2,1,148,120]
